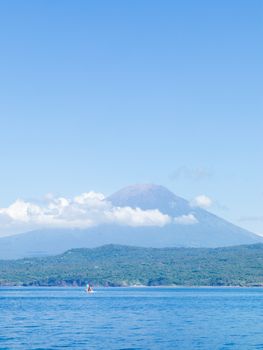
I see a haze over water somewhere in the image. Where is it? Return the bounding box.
[1,287,263,349]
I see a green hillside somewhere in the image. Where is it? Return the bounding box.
[1,244,263,287]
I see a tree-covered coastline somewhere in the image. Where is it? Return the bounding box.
[1,244,263,287]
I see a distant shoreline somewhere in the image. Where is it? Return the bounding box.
[1,285,263,288]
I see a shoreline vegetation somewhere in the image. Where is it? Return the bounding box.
[2,285,263,289]
[1,244,263,287]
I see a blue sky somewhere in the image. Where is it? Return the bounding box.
[0,0,262,234]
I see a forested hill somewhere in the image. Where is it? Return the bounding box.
[1,244,263,287]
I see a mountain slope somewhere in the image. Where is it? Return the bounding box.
[0,184,261,259]
[108,184,261,246]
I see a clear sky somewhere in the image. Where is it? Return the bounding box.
[0,0,262,234]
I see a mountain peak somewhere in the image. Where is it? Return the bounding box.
[109,183,173,197]
[108,183,188,212]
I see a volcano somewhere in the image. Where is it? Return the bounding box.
[0,184,261,259]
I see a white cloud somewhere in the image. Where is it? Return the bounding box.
[74,191,105,204]
[191,195,213,209]
[105,207,171,227]
[174,214,198,225]
[1,200,41,222]
[0,192,171,237]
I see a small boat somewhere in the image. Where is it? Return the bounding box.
[85,284,94,294]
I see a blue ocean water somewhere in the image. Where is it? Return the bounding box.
[1,287,263,349]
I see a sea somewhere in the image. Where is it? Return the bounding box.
[1,287,263,349]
